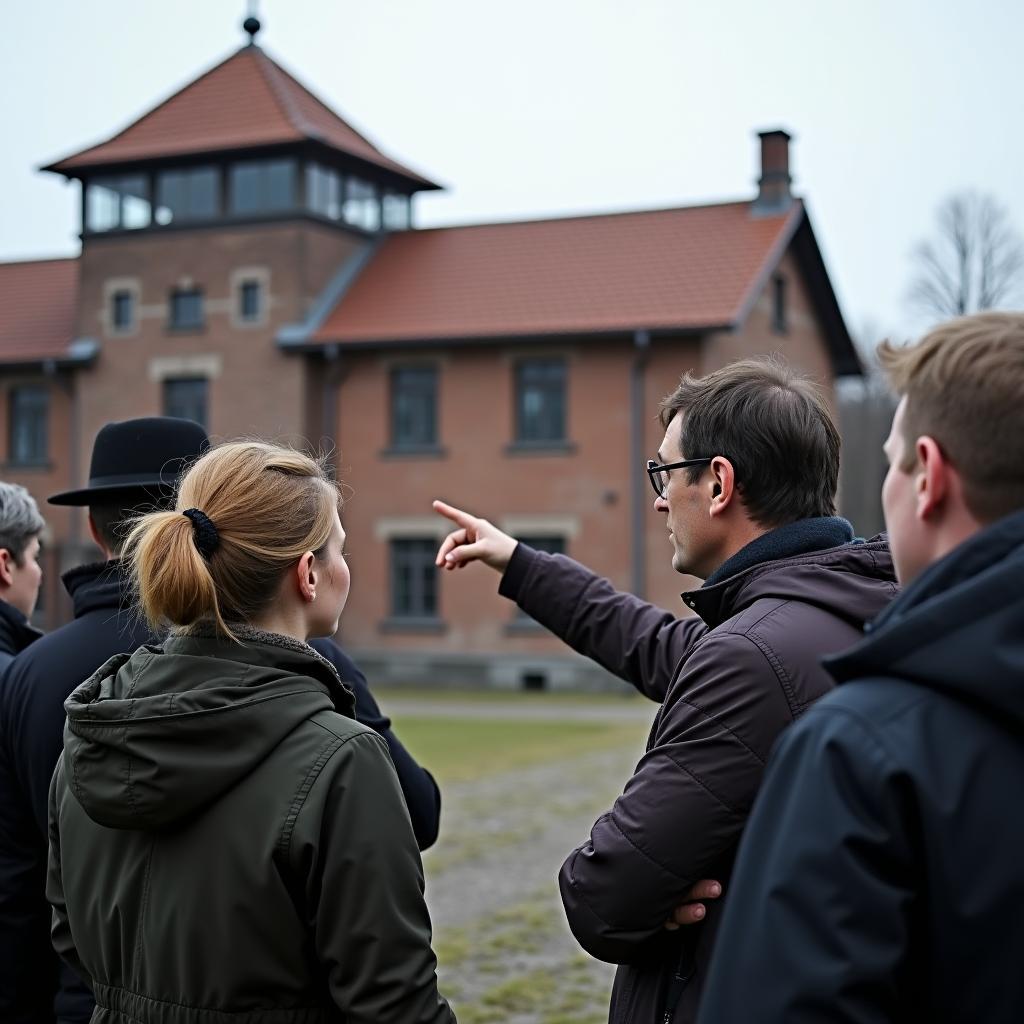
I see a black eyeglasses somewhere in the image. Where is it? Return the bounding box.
[646,457,713,499]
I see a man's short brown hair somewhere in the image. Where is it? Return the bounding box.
[877,311,1024,523]
[659,357,841,528]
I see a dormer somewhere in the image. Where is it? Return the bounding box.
[41,22,440,241]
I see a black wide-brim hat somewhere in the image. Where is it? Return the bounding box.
[48,417,210,507]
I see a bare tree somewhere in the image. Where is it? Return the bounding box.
[908,191,1024,320]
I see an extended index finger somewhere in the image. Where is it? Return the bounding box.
[432,499,477,530]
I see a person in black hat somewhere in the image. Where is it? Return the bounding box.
[0,418,441,1024]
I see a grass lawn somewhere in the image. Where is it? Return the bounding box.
[378,686,645,706]
[390,715,648,784]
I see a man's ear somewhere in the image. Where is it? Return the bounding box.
[915,436,949,521]
[86,514,113,560]
[709,457,737,517]
[0,548,14,588]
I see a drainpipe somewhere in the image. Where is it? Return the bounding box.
[631,330,650,597]
[321,344,345,476]
[63,370,81,547]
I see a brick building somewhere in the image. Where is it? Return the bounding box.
[0,27,860,688]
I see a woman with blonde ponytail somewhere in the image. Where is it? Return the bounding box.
[46,441,455,1024]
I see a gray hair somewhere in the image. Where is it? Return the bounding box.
[0,482,46,565]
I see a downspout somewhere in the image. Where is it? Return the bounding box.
[321,344,345,477]
[63,370,81,547]
[631,330,650,598]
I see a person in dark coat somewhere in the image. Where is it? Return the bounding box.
[0,481,46,670]
[433,358,898,1024]
[46,440,453,1023]
[0,418,440,1024]
[698,312,1024,1024]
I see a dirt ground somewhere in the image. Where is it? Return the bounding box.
[402,700,652,1024]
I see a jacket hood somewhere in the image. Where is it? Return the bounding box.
[827,508,1024,730]
[63,625,356,830]
[687,534,896,631]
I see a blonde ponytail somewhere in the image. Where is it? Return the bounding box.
[125,441,341,638]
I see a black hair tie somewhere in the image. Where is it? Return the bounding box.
[182,508,219,559]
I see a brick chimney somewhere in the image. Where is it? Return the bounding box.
[752,128,793,216]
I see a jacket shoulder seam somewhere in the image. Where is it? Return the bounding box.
[277,727,387,858]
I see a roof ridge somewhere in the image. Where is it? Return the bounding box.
[255,48,385,154]
[414,197,772,233]
[251,47,321,142]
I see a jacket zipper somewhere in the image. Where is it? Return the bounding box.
[661,948,696,1024]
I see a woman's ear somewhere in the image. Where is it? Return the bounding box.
[296,551,317,603]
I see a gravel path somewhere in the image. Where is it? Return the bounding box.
[423,732,650,1023]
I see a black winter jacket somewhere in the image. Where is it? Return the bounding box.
[0,561,439,1024]
[0,598,41,672]
[699,509,1024,1024]
[499,518,896,1024]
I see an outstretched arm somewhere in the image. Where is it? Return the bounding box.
[433,500,706,702]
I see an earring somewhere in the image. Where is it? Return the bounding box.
[310,591,317,602]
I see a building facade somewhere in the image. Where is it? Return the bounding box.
[0,28,860,688]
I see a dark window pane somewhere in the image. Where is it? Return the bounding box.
[239,281,261,322]
[390,538,439,618]
[155,167,219,224]
[515,359,567,442]
[230,159,296,216]
[111,290,134,330]
[391,366,437,447]
[8,386,49,465]
[265,160,295,211]
[189,168,218,219]
[169,288,204,330]
[162,378,208,429]
[230,164,262,215]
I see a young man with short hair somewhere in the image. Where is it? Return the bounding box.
[698,312,1024,1024]
[435,357,897,1024]
[0,482,45,670]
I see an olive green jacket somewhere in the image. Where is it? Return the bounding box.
[47,626,455,1024]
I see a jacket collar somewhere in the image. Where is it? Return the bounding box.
[0,597,43,655]
[683,516,858,628]
[165,622,354,716]
[61,559,133,619]
[823,508,1024,729]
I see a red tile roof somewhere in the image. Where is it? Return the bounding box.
[0,259,81,365]
[313,200,800,344]
[43,46,438,189]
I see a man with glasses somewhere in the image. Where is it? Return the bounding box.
[433,357,897,1024]
[699,314,1024,1024]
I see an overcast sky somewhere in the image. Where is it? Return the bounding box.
[2,0,1021,343]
